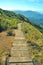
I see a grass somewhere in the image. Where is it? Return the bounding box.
[22,22,43,65]
[0,30,15,63]
[0,31,14,65]
[22,22,42,45]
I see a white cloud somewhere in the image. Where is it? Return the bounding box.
[1,7,15,10]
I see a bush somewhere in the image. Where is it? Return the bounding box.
[24,30,28,33]
[0,25,5,32]
[35,35,39,40]
[7,30,15,36]
[12,23,18,29]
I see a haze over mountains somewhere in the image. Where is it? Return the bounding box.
[14,10,43,25]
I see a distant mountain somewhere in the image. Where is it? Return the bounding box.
[14,10,43,25]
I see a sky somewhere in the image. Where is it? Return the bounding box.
[0,0,43,13]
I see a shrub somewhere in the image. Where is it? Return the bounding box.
[35,35,39,40]
[7,30,15,36]
[0,25,5,32]
[12,23,18,29]
[24,30,28,33]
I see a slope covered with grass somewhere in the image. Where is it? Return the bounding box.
[22,22,43,65]
[0,8,43,65]
[0,8,29,32]
[22,22,42,45]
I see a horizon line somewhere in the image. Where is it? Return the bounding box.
[0,8,43,14]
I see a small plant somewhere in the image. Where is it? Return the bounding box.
[12,24,18,29]
[0,25,5,32]
[24,30,28,33]
[7,30,15,36]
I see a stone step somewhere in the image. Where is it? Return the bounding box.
[12,44,27,47]
[15,37,25,40]
[15,31,25,37]
[8,57,32,62]
[8,63,33,65]
[13,39,26,42]
[11,50,29,57]
[11,46,28,50]
[13,40,27,45]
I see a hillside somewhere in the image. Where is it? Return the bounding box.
[0,8,29,32]
[21,22,43,65]
[0,9,43,65]
[0,8,29,63]
[14,10,43,33]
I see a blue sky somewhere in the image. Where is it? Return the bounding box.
[0,0,43,12]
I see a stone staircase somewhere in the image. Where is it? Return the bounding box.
[7,23,33,65]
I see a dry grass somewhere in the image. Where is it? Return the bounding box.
[22,22,43,65]
[22,22,42,45]
[0,31,14,56]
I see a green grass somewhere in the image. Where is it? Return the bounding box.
[22,22,42,45]
[22,22,43,65]
[0,9,24,32]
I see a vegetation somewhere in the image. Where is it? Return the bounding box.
[0,31,14,65]
[29,21,43,33]
[22,22,43,65]
[0,8,43,65]
[7,30,15,36]
[0,8,29,65]
[0,8,29,32]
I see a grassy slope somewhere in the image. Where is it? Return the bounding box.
[22,22,43,45]
[22,22,43,65]
[0,9,43,65]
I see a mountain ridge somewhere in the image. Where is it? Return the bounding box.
[14,10,43,24]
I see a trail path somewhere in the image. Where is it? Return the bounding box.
[8,23,33,65]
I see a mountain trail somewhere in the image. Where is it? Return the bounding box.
[7,23,33,65]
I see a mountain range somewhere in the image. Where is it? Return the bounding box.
[14,10,43,25]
